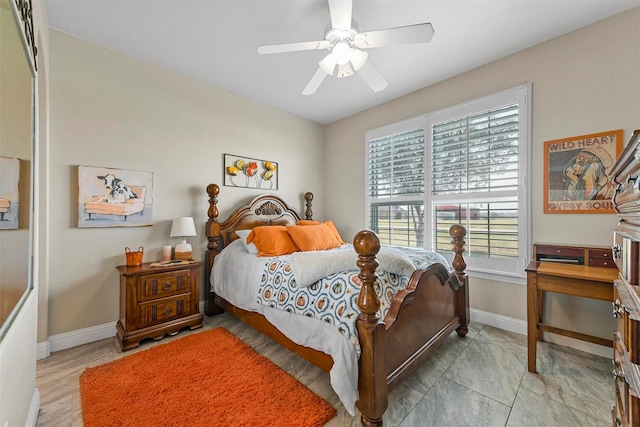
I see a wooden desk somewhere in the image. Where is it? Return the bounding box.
[526,260,618,373]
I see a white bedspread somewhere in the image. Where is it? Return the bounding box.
[211,239,360,415]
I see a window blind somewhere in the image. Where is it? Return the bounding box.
[432,104,519,195]
[368,128,425,198]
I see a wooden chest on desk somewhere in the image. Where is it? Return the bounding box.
[610,129,640,426]
[116,261,203,351]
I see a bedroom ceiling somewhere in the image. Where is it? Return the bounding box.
[44,0,638,125]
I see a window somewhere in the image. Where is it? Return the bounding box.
[367,119,425,247]
[366,85,531,280]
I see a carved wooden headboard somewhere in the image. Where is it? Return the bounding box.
[204,183,313,314]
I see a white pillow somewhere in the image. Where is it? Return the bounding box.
[235,229,258,255]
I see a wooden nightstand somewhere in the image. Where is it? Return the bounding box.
[116,261,203,350]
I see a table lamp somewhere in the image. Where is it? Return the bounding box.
[170,217,196,260]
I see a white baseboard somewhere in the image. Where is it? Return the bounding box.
[37,302,207,360]
[37,305,610,360]
[470,308,612,359]
[37,322,117,360]
[470,308,527,335]
[25,389,39,427]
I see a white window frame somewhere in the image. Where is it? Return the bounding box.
[365,84,531,283]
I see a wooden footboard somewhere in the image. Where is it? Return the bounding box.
[353,226,468,426]
[204,183,469,427]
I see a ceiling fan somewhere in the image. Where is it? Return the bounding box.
[257,0,434,95]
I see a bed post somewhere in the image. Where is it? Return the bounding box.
[304,192,313,220]
[353,230,387,427]
[205,184,223,316]
[450,224,469,337]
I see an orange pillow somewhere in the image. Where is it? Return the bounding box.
[286,224,342,251]
[323,220,346,245]
[247,226,300,257]
[298,219,345,245]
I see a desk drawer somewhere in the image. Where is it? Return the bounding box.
[590,257,615,268]
[535,245,584,264]
[589,249,615,268]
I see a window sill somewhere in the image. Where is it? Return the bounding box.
[465,268,526,286]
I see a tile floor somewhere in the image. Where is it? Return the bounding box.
[35,313,614,426]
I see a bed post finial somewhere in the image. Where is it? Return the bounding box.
[449,224,466,277]
[205,184,223,316]
[353,230,387,427]
[304,192,313,220]
[354,230,381,317]
[207,183,220,220]
[450,224,469,337]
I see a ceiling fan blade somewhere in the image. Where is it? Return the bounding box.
[356,23,434,49]
[328,0,353,31]
[357,61,388,93]
[302,67,328,95]
[258,40,330,55]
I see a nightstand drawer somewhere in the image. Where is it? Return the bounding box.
[138,269,192,301]
[139,294,193,328]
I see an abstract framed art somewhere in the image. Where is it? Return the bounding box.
[224,154,278,190]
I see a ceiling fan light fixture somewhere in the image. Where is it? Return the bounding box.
[337,62,354,78]
[319,54,337,75]
[350,48,368,71]
[331,40,352,65]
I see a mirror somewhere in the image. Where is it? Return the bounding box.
[0,0,36,340]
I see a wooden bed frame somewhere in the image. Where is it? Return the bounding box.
[204,183,469,427]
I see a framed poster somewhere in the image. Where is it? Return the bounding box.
[544,129,623,214]
[224,154,278,190]
[78,165,154,227]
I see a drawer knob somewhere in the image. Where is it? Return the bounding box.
[613,368,625,381]
[163,281,172,291]
[612,300,624,318]
[612,359,625,381]
[163,306,172,315]
[612,244,621,259]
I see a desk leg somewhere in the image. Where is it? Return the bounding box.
[527,272,538,373]
[536,289,544,342]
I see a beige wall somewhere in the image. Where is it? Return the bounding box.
[325,8,640,349]
[48,30,325,336]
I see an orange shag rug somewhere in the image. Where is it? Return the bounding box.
[80,328,336,427]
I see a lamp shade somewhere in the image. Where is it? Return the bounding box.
[170,217,196,237]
